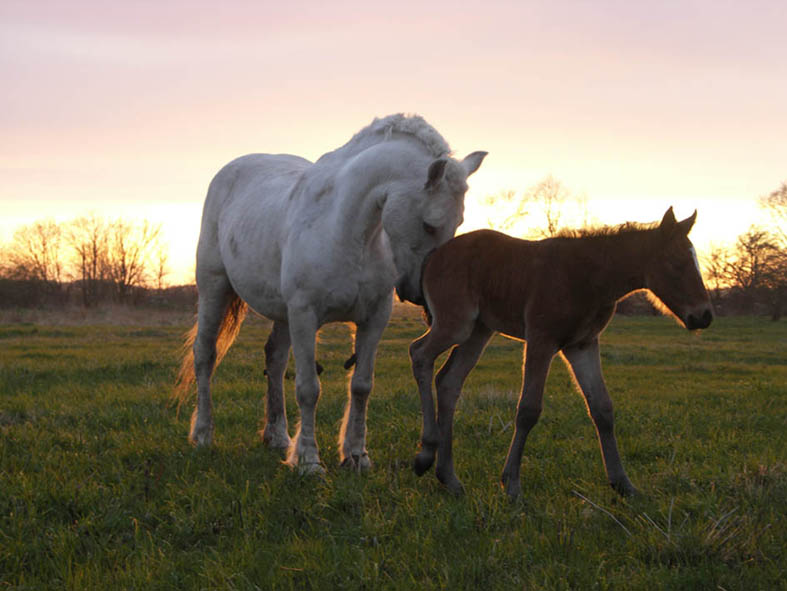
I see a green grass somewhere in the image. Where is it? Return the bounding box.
[1,311,785,590]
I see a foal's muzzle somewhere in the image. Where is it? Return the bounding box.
[686,308,713,330]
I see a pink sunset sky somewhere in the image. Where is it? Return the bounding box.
[2,0,785,284]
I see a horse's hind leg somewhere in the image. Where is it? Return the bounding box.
[562,339,637,496]
[433,322,493,494]
[339,297,391,470]
[260,320,292,450]
[190,277,236,446]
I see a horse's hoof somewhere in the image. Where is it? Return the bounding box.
[261,430,292,451]
[340,452,372,472]
[297,462,326,476]
[413,451,435,476]
[189,428,214,447]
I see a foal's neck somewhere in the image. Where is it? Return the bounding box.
[586,229,658,302]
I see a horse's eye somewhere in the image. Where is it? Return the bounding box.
[423,222,437,236]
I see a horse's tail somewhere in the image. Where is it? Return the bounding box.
[173,294,248,412]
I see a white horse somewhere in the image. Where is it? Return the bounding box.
[175,114,486,473]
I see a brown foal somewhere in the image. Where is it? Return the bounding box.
[409,207,713,497]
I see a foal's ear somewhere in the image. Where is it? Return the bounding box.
[677,210,697,235]
[461,151,488,177]
[659,206,677,236]
[424,158,448,191]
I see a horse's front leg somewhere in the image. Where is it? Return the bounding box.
[339,297,392,470]
[501,342,555,498]
[562,340,638,496]
[285,305,325,475]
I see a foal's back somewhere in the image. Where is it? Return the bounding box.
[422,229,616,345]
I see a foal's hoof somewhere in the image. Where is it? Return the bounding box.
[413,450,436,476]
[611,481,639,497]
[340,452,372,472]
[500,473,522,499]
[436,472,465,496]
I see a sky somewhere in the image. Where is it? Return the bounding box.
[1,0,785,284]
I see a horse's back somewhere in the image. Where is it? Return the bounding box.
[196,154,313,317]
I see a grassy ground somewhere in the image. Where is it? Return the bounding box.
[1,308,785,590]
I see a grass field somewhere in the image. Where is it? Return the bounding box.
[1,308,785,590]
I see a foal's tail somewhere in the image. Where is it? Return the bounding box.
[173,294,248,412]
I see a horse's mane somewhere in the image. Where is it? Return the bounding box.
[314,114,451,168]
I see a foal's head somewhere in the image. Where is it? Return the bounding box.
[645,207,713,330]
[384,151,487,305]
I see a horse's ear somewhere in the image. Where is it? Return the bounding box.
[461,151,488,177]
[424,159,448,191]
[677,210,697,235]
[659,206,677,236]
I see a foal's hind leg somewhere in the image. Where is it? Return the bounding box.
[433,322,493,494]
[260,320,292,450]
[562,340,638,496]
[190,278,236,446]
[339,297,391,470]
[501,342,555,498]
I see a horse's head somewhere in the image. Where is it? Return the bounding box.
[383,151,487,305]
[646,207,714,330]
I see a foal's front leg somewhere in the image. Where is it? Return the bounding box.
[433,323,493,494]
[562,340,637,496]
[339,297,391,470]
[286,305,325,475]
[409,328,455,476]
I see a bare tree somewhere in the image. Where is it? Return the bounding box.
[66,214,111,307]
[4,220,65,289]
[527,175,572,237]
[710,227,785,318]
[483,175,582,238]
[483,189,527,231]
[759,181,787,245]
[106,219,163,301]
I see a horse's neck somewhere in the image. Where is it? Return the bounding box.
[329,143,413,252]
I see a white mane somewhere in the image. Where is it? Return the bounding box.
[313,114,452,169]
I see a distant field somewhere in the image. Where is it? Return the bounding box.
[1,309,785,590]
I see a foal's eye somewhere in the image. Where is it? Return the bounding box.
[423,222,437,236]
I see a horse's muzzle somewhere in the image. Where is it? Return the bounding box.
[395,278,424,306]
[686,308,713,330]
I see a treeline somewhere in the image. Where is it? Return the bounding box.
[2,182,785,318]
[0,215,189,309]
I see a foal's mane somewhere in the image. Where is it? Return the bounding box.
[555,221,659,240]
[314,114,451,168]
